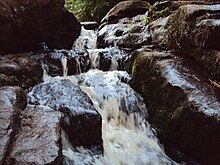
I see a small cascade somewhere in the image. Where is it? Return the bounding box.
[61,55,68,78]
[73,26,97,49]
[62,70,176,165]
[27,26,178,165]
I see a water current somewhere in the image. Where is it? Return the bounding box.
[29,27,177,165]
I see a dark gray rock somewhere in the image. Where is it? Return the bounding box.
[0,86,26,164]
[27,79,103,151]
[101,0,150,24]
[0,54,43,88]
[6,105,63,165]
[167,4,220,81]
[131,49,220,164]
[0,0,81,53]
[98,14,151,49]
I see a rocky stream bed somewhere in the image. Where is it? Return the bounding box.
[0,0,220,165]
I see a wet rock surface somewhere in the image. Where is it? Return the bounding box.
[0,0,81,53]
[32,49,90,76]
[6,105,63,165]
[101,0,150,24]
[131,50,220,164]
[0,86,26,164]
[98,14,151,49]
[168,4,220,80]
[27,79,103,151]
[0,54,43,88]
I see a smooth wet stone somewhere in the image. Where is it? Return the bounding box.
[0,54,43,88]
[0,0,81,53]
[0,86,26,164]
[131,50,220,164]
[167,4,220,81]
[98,14,151,49]
[27,79,103,151]
[32,49,90,76]
[6,105,63,165]
[101,0,150,24]
[150,16,170,48]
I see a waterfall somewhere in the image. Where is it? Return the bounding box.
[69,24,177,163]
[62,70,176,165]
[28,26,178,165]
[61,56,68,78]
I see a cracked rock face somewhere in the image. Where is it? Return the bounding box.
[6,105,63,165]
[0,86,26,164]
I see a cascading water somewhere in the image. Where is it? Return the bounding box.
[28,26,178,165]
[63,70,176,165]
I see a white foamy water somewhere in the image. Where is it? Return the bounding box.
[73,26,97,49]
[61,70,177,165]
[39,27,177,165]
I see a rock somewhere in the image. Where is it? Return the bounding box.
[6,105,63,165]
[0,54,43,88]
[167,4,220,80]
[150,16,170,48]
[32,49,90,77]
[0,0,81,53]
[149,0,220,21]
[81,21,98,30]
[98,48,129,71]
[168,4,220,51]
[131,49,220,164]
[191,49,220,81]
[0,86,26,164]
[101,0,150,24]
[27,79,103,151]
[98,14,151,49]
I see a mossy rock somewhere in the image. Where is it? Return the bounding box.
[131,50,220,164]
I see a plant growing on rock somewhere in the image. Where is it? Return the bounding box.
[65,0,124,22]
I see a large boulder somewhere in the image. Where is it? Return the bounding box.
[131,49,220,164]
[101,0,150,24]
[27,79,103,152]
[0,54,43,88]
[0,86,26,164]
[98,14,151,49]
[6,105,63,165]
[0,0,81,53]
[167,4,220,81]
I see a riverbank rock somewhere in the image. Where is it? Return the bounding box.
[131,49,220,164]
[98,14,151,49]
[0,54,43,88]
[101,0,150,24]
[0,86,26,164]
[167,4,220,81]
[27,79,103,152]
[33,49,90,77]
[0,0,81,53]
[6,105,63,165]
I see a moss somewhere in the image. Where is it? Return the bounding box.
[141,15,150,24]
[167,8,211,54]
[154,7,170,18]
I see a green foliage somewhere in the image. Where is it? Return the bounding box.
[65,0,123,22]
[155,7,170,18]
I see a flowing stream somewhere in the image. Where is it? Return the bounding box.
[29,27,177,165]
